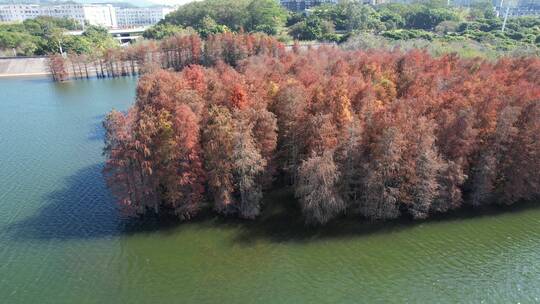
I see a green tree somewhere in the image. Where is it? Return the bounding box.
[0,30,38,55]
[143,24,186,40]
[405,7,462,30]
[0,16,83,55]
[198,16,230,38]
[162,0,286,35]
[63,35,92,54]
[312,1,383,32]
[163,0,250,31]
[378,8,405,30]
[82,26,118,52]
[289,15,337,41]
[246,0,287,35]
[47,27,67,54]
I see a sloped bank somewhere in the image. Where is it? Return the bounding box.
[0,57,49,78]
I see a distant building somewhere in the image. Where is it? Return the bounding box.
[495,0,540,17]
[425,0,540,17]
[364,0,388,4]
[115,7,173,28]
[279,0,405,11]
[81,4,117,28]
[0,3,117,27]
[0,4,41,22]
[0,3,174,28]
[280,0,338,12]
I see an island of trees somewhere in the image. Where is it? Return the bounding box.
[102,33,540,225]
[2,1,537,224]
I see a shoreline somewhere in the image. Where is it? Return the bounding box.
[0,72,50,78]
[0,57,49,79]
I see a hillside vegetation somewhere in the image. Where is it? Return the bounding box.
[2,0,539,57]
[0,16,117,56]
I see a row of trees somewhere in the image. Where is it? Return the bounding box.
[103,39,540,224]
[342,32,540,59]
[48,32,285,81]
[6,1,538,60]
[286,0,538,48]
[0,17,117,56]
[0,16,81,56]
[148,0,538,54]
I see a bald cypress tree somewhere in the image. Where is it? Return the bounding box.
[295,152,345,225]
[232,122,267,219]
[203,105,236,213]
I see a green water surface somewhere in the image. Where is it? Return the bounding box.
[0,77,539,303]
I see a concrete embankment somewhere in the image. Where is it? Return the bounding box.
[0,57,50,78]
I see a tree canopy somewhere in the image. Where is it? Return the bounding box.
[0,17,117,56]
[143,24,187,40]
[161,0,286,36]
[102,33,540,225]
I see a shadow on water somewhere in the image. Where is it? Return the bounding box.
[232,189,540,243]
[88,115,106,141]
[207,190,540,245]
[4,162,540,244]
[162,189,540,245]
[3,163,183,242]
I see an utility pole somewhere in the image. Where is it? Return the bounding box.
[498,0,504,17]
[501,5,510,32]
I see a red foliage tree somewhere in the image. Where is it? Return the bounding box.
[103,39,540,225]
[48,54,68,82]
[202,105,236,213]
[295,152,345,224]
[168,104,206,218]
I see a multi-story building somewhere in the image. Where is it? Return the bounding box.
[280,0,394,11]
[115,7,173,28]
[0,3,117,27]
[280,0,338,11]
[0,3,173,28]
[364,0,388,4]
[0,4,40,22]
[495,0,540,17]
[38,4,85,22]
[82,4,117,28]
[420,0,539,16]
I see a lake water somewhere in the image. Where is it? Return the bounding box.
[1,77,540,303]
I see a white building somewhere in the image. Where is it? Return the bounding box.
[494,0,540,17]
[0,3,117,27]
[0,4,40,22]
[115,7,173,28]
[82,4,117,28]
[0,3,173,28]
[280,0,337,11]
